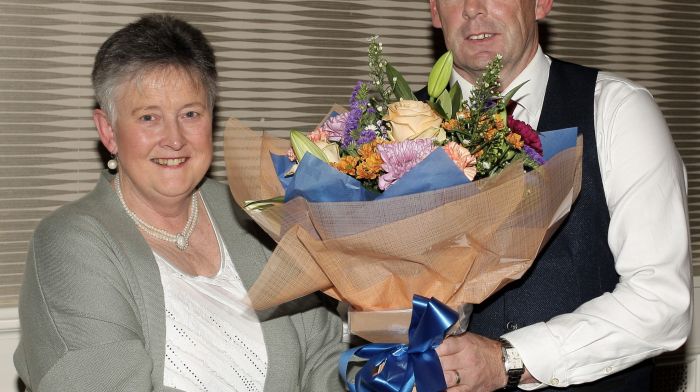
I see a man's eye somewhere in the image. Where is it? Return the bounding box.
[184,111,199,118]
[140,114,154,121]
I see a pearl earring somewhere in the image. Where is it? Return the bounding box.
[107,155,118,170]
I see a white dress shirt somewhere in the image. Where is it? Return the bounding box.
[452,47,693,388]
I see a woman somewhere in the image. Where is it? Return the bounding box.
[14,14,347,391]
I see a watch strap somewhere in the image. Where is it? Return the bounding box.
[499,338,524,389]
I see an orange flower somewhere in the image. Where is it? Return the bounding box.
[356,153,384,180]
[484,127,497,141]
[333,155,360,176]
[358,140,379,158]
[456,109,470,120]
[442,118,459,131]
[356,164,376,180]
[506,133,524,150]
[494,117,505,131]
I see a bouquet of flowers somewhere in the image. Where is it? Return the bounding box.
[225,36,581,391]
[267,37,547,204]
[224,37,580,338]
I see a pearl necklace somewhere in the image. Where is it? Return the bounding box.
[114,174,199,251]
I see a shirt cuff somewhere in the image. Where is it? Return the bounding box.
[503,322,567,388]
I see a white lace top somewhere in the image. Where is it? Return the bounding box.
[154,205,268,391]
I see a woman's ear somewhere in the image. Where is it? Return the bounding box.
[94,108,117,154]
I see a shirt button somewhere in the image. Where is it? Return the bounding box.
[506,321,519,331]
[605,366,614,374]
[551,378,560,386]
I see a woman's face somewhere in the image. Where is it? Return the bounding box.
[95,67,213,205]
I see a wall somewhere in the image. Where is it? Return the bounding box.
[0,307,19,392]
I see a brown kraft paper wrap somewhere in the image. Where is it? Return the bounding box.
[224,114,582,336]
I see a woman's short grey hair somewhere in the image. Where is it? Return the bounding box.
[92,14,217,120]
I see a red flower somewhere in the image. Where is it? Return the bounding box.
[507,116,542,155]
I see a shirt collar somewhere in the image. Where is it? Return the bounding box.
[449,46,551,129]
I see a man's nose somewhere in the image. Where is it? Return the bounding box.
[462,0,487,19]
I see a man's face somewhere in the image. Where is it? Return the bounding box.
[430,0,552,87]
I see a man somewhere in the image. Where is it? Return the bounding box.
[430,1,693,391]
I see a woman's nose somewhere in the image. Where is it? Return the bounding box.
[161,118,185,150]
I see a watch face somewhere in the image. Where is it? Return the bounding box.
[504,347,523,371]
[500,339,525,387]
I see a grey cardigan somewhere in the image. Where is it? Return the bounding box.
[14,172,347,391]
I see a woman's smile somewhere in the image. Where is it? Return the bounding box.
[152,157,188,167]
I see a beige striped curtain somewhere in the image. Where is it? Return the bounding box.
[545,0,700,275]
[0,0,697,307]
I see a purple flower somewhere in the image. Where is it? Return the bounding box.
[524,145,545,165]
[357,127,377,145]
[484,97,499,110]
[377,139,436,190]
[320,112,350,142]
[350,81,365,109]
[342,108,363,148]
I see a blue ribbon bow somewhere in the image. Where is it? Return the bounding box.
[339,295,459,392]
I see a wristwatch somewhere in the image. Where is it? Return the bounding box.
[499,338,524,389]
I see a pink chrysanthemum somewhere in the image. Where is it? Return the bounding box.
[377,139,435,190]
[508,116,542,155]
[319,112,350,142]
[443,141,477,181]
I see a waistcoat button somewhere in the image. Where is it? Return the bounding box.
[506,321,519,331]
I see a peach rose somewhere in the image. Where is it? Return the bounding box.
[384,100,445,142]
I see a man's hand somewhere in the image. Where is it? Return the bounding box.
[436,332,506,391]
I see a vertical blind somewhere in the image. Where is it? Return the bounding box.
[0,0,697,307]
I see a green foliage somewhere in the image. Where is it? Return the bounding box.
[386,63,416,101]
[449,82,463,119]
